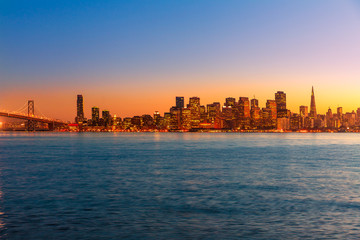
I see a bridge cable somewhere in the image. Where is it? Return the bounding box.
[13,102,28,114]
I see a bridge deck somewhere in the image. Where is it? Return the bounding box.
[0,111,68,125]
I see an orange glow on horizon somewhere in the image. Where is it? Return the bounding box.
[1,73,360,121]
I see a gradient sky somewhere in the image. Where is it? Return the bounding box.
[1,0,360,121]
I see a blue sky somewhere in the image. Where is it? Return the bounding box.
[1,0,360,120]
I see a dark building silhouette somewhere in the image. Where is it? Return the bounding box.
[76,94,84,123]
[92,107,100,126]
[275,91,287,118]
[225,97,236,107]
[176,97,184,108]
[102,110,111,127]
[251,98,259,109]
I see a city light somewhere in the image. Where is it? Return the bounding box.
[71,87,360,132]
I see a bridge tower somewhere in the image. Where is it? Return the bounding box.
[27,100,36,131]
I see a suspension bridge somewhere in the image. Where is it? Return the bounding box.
[0,100,69,131]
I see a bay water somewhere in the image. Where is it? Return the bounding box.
[1,132,360,239]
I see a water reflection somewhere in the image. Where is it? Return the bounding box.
[1,133,360,238]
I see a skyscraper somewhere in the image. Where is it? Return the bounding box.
[238,97,250,118]
[251,98,259,109]
[188,97,201,128]
[76,94,84,123]
[310,86,317,118]
[225,97,236,107]
[266,100,277,120]
[176,97,184,109]
[92,107,100,126]
[299,106,308,117]
[275,91,287,118]
[102,110,111,127]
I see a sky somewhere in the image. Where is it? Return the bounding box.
[1,0,360,121]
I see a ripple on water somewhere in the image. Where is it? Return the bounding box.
[0,133,360,239]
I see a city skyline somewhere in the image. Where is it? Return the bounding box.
[1,1,360,121]
[49,86,359,132]
[1,85,360,123]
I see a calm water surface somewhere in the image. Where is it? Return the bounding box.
[1,132,360,239]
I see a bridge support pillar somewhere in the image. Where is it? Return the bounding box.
[27,120,36,131]
[27,100,36,131]
[48,122,54,131]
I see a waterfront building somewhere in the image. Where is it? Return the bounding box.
[290,114,301,130]
[357,108,360,123]
[266,100,277,127]
[122,117,132,130]
[250,107,260,128]
[222,106,234,120]
[153,111,164,129]
[153,111,161,124]
[102,110,111,127]
[277,117,290,130]
[181,108,192,130]
[207,102,221,128]
[325,108,333,128]
[299,106,308,117]
[261,108,272,128]
[92,107,100,126]
[337,107,343,121]
[188,97,201,128]
[238,97,250,129]
[113,116,122,127]
[170,107,181,130]
[131,116,143,129]
[275,91,287,118]
[343,111,356,128]
[76,94,85,123]
[142,115,154,129]
[315,114,326,129]
[238,97,250,118]
[163,112,171,129]
[200,105,207,123]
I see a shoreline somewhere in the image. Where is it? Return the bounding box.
[0,129,357,133]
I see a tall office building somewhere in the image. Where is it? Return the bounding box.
[310,86,317,118]
[92,107,100,126]
[225,97,236,107]
[299,106,308,117]
[188,97,201,128]
[207,102,221,128]
[238,97,250,118]
[176,97,184,109]
[102,110,111,126]
[337,107,343,117]
[266,100,277,128]
[275,91,287,118]
[76,94,84,123]
[250,106,260,128]
[326,108,333,128]
[153,111,162,127]
[266,100,277,120]
[261,107,273,128]
[170,106,181,130]
[251,98,259,109]
[207,102,220,119]
[181,108,192,130]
